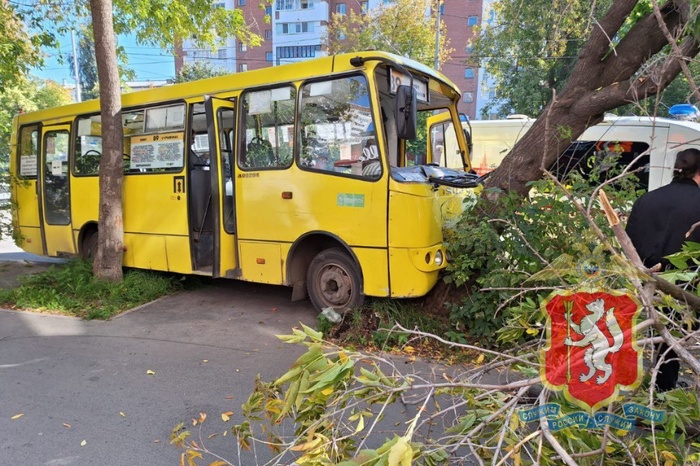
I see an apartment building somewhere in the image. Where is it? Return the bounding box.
[178,0,495,119]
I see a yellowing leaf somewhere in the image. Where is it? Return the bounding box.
[321,387,333,396]
[146,370,156,375]
[526,328,539,336]
[388,438,412,466]
[475,354,485,364]
[80,440,87,447]
[198,412,207,423]
[10,413,24,420]
[202,360,209,363]
[221,412,233,422]
[662,451,677,461]
[209,461,228,466]
[354,415,365,434]
[404,346,415,354]
[119,412,126,418]
[63,423,71,428]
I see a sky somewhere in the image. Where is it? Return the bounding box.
[32,33,176,84]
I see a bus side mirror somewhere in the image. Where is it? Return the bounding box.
[396,85,417,140]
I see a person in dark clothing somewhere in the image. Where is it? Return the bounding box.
[626,148,700,391]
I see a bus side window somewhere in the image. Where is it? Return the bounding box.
[240,86,295,170]
[298,75,381,179]
[75,116,102,175]
[18,125,39,178]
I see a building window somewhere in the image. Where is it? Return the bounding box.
[275,0,316,8]
[276,45,321,59]
[463,92,474,103]
[265,6,272,15]
[266,52,273,62]
[218,48,227,59]
[488,90,497,99]
[464,68,475,79]
[276,22,314,34]
[467,16,478,27]
[213,1,225,8]
[238,0,245,5]
[361,1,368,12]
[336,3,346,14]
[265,29,272,40]
[239,63,248,72]
[238,42,247,52]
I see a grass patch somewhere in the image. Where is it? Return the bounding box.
[0,260,192,319]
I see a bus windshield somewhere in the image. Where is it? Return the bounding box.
[372,63,478,188]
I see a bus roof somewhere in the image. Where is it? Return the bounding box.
[14,51,459,126]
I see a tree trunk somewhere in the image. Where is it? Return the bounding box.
[486,0,700,198]
[90,0,124,281]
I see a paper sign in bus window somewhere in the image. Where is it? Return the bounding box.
[51,160,63,176]
[20,155,37,177]
[130,132,184,169]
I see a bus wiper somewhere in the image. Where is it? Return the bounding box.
[426,170,490,188]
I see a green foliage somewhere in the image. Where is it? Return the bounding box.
[0,259,185,319]
[0,77,72,158]
[444,152,644,347]
[0,1,60,87]
[472,0,614,117]
[173,61,228,83]
[174,325,700,465]
[324,0,452,68]
[67,28,100,101]
[66,0,262,53]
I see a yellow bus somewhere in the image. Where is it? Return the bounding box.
[10,51,478,312]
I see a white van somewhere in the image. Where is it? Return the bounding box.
[429,114,700,191]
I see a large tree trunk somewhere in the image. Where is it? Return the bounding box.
[486,0,700,198]
[90,0,124,281]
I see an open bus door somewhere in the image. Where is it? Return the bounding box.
[202,96,239,278]
[40,124,75,256]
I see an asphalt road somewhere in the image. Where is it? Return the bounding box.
[0,276,321,465]
[0,239,468,466]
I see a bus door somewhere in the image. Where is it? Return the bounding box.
[14,124,45,255]
[202,97,238,277]
[40,124,75,256]
[234,78,387,288]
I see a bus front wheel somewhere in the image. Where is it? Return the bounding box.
[307,248,363,313]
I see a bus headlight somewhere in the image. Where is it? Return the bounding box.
[435,250,444,266]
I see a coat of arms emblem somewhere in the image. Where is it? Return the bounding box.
[541,290,643,412]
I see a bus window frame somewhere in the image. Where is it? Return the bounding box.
[71,100,189,178]
[17,123,41,180]
[295,72,383,182]
[237,84,297,172]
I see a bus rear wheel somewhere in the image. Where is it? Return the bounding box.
[307,248,363,313]
[81,231,98,261]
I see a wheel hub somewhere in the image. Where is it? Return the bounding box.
[318,265,352,307]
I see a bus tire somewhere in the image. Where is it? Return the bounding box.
[307,248,363,314]
[81,231,98,261]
